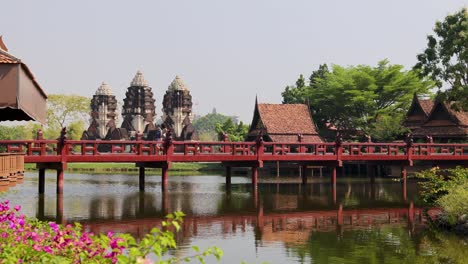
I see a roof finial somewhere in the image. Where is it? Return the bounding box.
[131,70,148,87]
[0,36,8,52]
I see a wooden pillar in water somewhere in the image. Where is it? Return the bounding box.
[225,166,231,188]
[367,164,375,184]
[56,169,64,194]
[38,168,45,194]
[301,165,307,185]
[401,165,407,201]
[56,193,64,225]
[331,166,337,185]
[162,167,169,190]
[337,204,343,226]
[252,166,258,189]
[139,167,145,192]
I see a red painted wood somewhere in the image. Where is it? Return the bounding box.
[0,140,467,165]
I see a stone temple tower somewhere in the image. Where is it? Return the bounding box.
[162,75,197,140]
[82,82,118,139]
[121,71,156,137]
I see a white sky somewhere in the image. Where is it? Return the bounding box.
[1,0,466,122]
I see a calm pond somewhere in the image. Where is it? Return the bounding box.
[2,172,467,263]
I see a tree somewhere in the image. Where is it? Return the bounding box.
[215,119,249,142]
[282,60,433,141]
[47,94,90,131]
[414,8,468,110]
[193,113,231,140]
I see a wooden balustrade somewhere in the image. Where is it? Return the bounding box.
[0,153,25,184]
[0,140,467,163]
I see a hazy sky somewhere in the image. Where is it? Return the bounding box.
[1,0,466,122]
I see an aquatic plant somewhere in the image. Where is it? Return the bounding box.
[0,200,222,263]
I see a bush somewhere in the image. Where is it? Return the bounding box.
[436,182,468,225]
[417,166,468,204]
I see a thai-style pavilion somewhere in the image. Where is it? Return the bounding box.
[81,82,118,140]
[121,71,156,138]
[161,75,198,140]
[246,100,322,142]
[412,100,468,142]
[0,36,47,123]
[403,94,434,132]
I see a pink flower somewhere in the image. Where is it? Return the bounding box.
[43,246,52,253]
[14,205,21,212]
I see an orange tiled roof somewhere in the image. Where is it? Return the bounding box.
[0,51,19,63]
[257,104,319,135]
[444,102,468,126]
[419,99,434,116]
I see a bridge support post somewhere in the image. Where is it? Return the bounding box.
[38,168,45,194]
[225,166,231,188]
[139,167,145,192]
[301,165,307,185]
[162,167,168,190]
[401,165,407,201]
[56,169,64,194]
[252,166,258,189]
[331,166,336,185]
[367,164,375,184]
[56,193,64,225]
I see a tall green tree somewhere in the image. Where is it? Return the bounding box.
[282,60,433,141]
[46,94,89,138]
[414,7,468,110]
[215,119,249,142]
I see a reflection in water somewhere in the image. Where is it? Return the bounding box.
[2,173,466,263]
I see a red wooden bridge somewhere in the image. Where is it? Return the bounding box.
[1,137,467,193]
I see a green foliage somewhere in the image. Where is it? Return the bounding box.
[368,115,409,142]
[0,203,223,264]
[437,182,468,224]
[215,119,249,142]
[414,8,468,111]
[282,60,433,140]
[0,123,42,140]
[193,113,230,135]
[417,166,468,204]
[47,94,90,131]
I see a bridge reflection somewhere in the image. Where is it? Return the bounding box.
[33,180,434,243]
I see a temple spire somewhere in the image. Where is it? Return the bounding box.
[130,70,148,87]
[95,82,113,95]
[168,75,188,91]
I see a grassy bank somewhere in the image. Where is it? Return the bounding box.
[24,162,224,174]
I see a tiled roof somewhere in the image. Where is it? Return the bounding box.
[445,102,468,126]
[0,50,19,63]
[269,134,323,143]
[419,99,434,116]
[413,126,468,137]
[257,104,319,135]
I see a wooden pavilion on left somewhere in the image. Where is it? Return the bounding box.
[0,36,47,186]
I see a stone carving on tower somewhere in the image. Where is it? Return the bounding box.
[82,82,118,140]
[121,71,156,138]
[162,75,198,140]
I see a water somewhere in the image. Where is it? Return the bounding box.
[2,172,467,263]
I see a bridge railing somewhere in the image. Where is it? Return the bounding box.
[412,143,468,156]
[0,140,58,156]
[1,139,467,160]
[66,140,166,156]
[172,141,257,156]
[341,142,407,156]
[261,142,337,155]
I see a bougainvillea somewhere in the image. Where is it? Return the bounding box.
[0,200,222,263]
